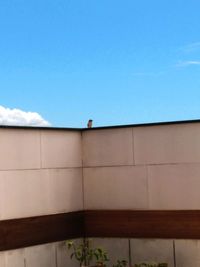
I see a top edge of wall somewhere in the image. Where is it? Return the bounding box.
[0,125,81,131]
[1,119,200,131]
[82,119,200,131]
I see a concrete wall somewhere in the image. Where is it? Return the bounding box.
[0,240,81,267]
[2,237,200,267]
[2,122,200,266]
[82,123,200,210]
[89,238,200,267]
[82,123,200,267]
[0,128,83,220]
[0,128,83,267]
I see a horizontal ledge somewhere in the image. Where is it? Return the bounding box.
[0,211,84,251]
[84,210,200,239]
[2,210,200,251]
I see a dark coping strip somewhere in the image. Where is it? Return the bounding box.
[0,125,80,131]
[84,210,200,239]
[2,210,200,251]
[1,118,200,131]
[0,211,84,251]
[82,119,200,131]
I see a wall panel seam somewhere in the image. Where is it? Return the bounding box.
[132,128,135,165]
[39,130,42,169]
[82,162,200,168]
[81,131,85,211]
[146,165,150,210]
[0,166,83,172]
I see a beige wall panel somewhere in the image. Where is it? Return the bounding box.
[0,129,40,170]
[0,168,83,220]
[56,240,82,267]
[42,168,83,214]
[4,248,25,267]
[0,241,83,267]
[175,240,200,267]
[83,166,148,209]
[91,238,129,266]
[0,253,5,267]
[82,128,134,167]
[0,170,50,220]
[148,164,200,209]
[0,174,3,219]
[131,239,174,267]
[41,131,82,168]
[134,123,200,165]
[25,243,56,267]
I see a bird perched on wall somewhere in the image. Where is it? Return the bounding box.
[87,119,93,128]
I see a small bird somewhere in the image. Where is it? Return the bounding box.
[87,119,93,128]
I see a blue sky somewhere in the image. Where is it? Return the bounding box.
[1,0,200,127]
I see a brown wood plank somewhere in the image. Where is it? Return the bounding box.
[2,210,200,252]
[84,210,200,239]
[0,211,84,251]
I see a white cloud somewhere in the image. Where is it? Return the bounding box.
[176,60,200,67]
[181,42,200,53]
[0,106,51,127]
[132,71,166,77]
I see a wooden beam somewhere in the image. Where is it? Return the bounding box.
[2,210,200,251]
[0,211,84,251]
[84,210,200,239]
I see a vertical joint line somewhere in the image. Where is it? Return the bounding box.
[55,243,58,267]
[128,239,132,267]
[146,165,150,209]
[173,240,176,267]
[39,130,42,169]
[132,128,135,165]
[24,258,27,267]
[81,131,85,210]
